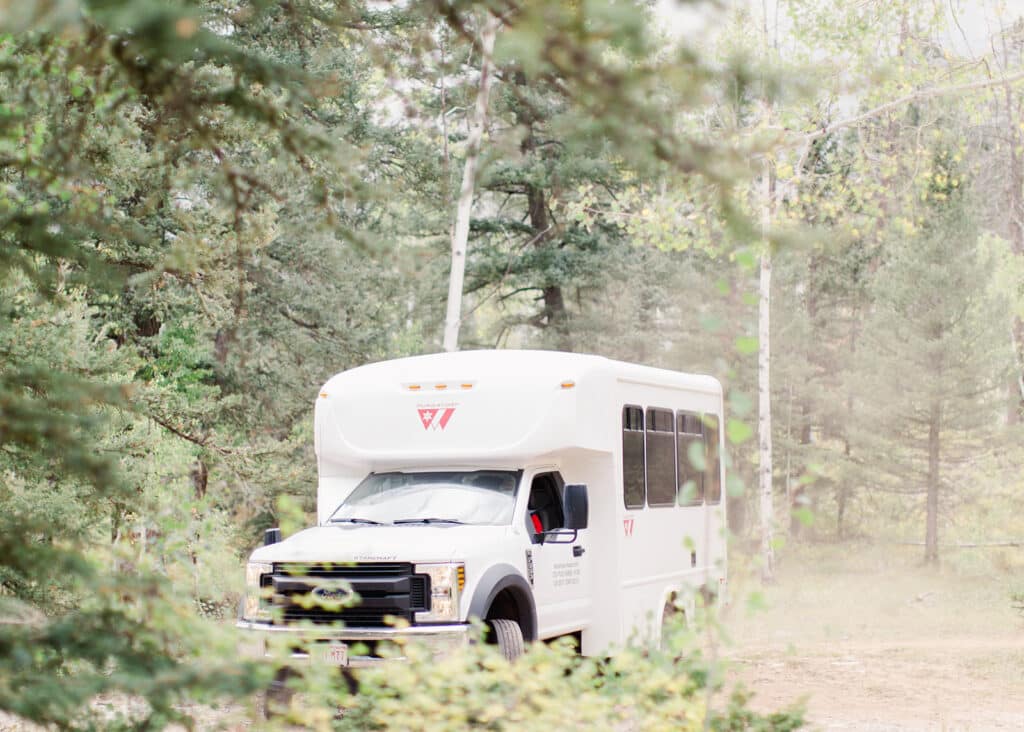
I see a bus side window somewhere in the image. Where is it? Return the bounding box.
[676,411,705,505]
[704,414,722,504]
[622,405,645,509]
[646,407,676,507]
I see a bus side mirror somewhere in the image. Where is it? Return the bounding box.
[563,484,589,531]
[264,527,282,546]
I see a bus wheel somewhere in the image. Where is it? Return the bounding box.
[660,596,687,651]
[489,618,525,661]
[259,668,297,719]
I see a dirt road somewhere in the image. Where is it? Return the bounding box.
[720,545,1024,731]
[728,636,1024,730]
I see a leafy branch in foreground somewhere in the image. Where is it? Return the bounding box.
[1,0,796,728]
[259,622,803,731]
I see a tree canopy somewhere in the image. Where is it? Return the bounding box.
[3,0,1024,728]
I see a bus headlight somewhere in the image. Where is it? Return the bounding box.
[243,561,273,622]
[415,562,465,622]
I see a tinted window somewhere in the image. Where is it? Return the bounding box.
[677,411,705,505]
[622,405,645,509]
[646,407,676,507]
[704,414,722,503]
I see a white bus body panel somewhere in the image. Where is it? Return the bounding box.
[307,350,726,655]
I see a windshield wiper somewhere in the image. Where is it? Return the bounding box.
[328,517,384,525]
[392,517,465,525]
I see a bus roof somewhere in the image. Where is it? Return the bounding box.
[315,350,721,469]
[320,350,722,396]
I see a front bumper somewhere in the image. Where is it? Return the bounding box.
[236,620,471,668]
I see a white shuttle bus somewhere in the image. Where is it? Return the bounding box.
[239,350,727,665]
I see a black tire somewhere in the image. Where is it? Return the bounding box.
[259,668,297,719]
[341,668,359,696]
[260,682,293,719]
[660,597,687,651]
[489,618,525,661]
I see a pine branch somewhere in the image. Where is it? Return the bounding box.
[147,413,234,456]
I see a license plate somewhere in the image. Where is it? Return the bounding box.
[321,643,349,666]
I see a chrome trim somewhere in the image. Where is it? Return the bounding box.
[285,650,410,668]
[237,620,471,668]
[236,620,470,639]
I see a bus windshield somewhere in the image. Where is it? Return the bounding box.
[327,470,520,526]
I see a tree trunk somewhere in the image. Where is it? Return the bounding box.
[191,457,208,500]
[442,14,498,353]
[1011,323,1024,424]
[925,399,941,565]
[836,481,847,540]
[758,166,776,583]
[1005,81,1024,423]
[524,155,570,350]
[512,67,571,352]
[838,310,860,540]
[634,248,653,361]
[793,392,811,540]
[520,178,570,350]
[758,2,779,579]
[784,380,794,536]
[796,253,819,540]
[542,283,570,350]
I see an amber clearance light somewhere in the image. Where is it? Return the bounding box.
[406,381,474,391]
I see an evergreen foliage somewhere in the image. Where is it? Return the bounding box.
[854,154,1013,562]
[2,0,1024,726]
[0,0,767,727]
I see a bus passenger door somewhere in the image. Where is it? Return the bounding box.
[526,471,591,640]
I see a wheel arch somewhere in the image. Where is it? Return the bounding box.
[467,563,538,642]
[657,584,695,635]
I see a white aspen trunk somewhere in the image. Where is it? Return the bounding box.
[442,15,498,353]
[756,0,776,584]
[439,24,451,204]
[758,165,776,583]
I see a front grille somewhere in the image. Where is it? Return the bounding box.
[409,578,426,609]
[277,562,413,578]
[270,562,430,627]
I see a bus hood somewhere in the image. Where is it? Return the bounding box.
[250,524,512,565]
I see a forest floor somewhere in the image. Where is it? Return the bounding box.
[718,541,1024,730]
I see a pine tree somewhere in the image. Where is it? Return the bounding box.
[0,2,386,725]
[855,152,1013,564]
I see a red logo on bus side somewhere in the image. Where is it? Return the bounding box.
[623,518,635,537]
[418,407,456,431]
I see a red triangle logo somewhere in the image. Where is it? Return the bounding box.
[418,408,438,429]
